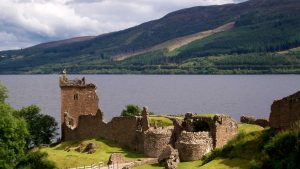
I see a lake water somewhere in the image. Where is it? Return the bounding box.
[1,75,300,126]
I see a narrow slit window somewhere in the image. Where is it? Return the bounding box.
[74,94,79,100]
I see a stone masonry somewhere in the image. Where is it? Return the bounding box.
[59,73,238,163]
[269,91,300,130]
[60,70,99,128]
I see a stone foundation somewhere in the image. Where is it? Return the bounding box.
[176,131,213,161]
[144,127,173,157]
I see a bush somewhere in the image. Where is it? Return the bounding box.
[121,104,142,117]
[262,130,300,169]
[16,150,57,169]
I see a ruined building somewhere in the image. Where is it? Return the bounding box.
[59,73,238,161]
[269,91,300,130]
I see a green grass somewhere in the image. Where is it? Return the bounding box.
[238,123,264,133]
[134,158,249,169]
[194,113,216,117]
[199,158,250,169]
[149,116,173,127]
[41,138,145,169]
[134,164,164,169]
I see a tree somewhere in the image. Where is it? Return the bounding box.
[14,105,58,147]
[0,103,28,169]
[121,104,142,117]
[0,83,8,103]
[0,83,57,169]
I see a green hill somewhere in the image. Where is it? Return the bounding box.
[1,0,300,74]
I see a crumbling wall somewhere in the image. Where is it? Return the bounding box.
[213,115,238,148]
[176,131,213,162]
[144,127,173,157]
[103,116,142,150]
[240,116,269,128]
[62,111,142,150]
[62,110,104,140]
[269,91,300,130]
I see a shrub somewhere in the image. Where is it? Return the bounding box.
[262,130,300,169]
[121,104,142,117]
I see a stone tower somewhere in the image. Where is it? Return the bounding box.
[59,70,100,131]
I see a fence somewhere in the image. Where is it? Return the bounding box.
[67,162,128,169]
[67,162,103,169]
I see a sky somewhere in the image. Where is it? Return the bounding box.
[0,0,246,51]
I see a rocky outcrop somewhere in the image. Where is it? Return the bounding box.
[84,143,96,154]
[269,91,300,130]
[108,153,125,165]
[158,145,180,169]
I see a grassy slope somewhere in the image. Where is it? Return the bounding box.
[41,138,145,168]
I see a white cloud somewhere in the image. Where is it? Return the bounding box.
[0,0,247,51]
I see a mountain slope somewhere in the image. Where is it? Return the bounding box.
[1,0,300,74]
[114,22,235,61]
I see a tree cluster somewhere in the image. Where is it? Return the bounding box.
[0,84,57,169]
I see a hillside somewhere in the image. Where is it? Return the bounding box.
[1,0,300,74]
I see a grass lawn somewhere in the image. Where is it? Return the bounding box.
[149,115,173,127]
[238,123,264,133]
[134,157,250,169]
[194,113,216,117]
[41,138,145,169]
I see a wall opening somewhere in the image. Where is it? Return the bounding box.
[194,121,210,132]
[74,93,79,100]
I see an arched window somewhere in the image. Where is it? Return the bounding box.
[74,93,79,100]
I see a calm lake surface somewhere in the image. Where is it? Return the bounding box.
[1,75,300,126]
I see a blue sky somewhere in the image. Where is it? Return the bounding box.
[0,0,246,51]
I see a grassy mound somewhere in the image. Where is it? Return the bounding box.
[41,138,145,168]
[203,124,300,169]
[149,116,174,127]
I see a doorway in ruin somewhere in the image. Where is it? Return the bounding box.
[194,121,210,132]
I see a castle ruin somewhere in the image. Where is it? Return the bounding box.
[269,91,300,130]
[59,73,238,162]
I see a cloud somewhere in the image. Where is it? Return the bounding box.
[0,0,247,51]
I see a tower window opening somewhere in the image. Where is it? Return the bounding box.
[74,94,79,100]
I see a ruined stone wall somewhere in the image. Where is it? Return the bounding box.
[180,114,238,149]
[240,116,269,128]
[103,116,142,150]
[144,127,173,157]
[176,131,213,162]
[61,85,99,127]
[269,91,300,130]
[61,110,104,140]
[62,110,143,151]
[213,115,238,148]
